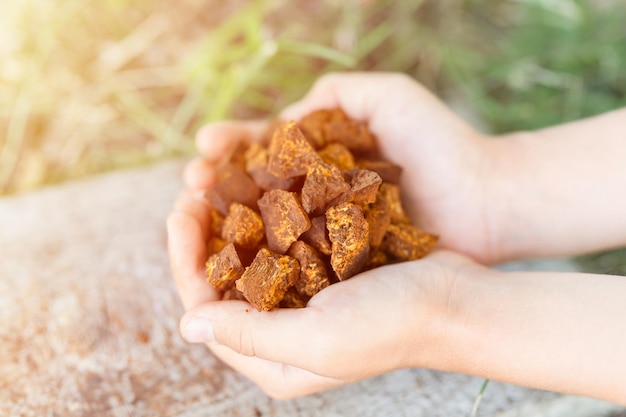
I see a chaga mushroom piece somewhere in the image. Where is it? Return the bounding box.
[221,203,265,249]
[208,208,225,237]
[206,243,244,291]
[236,248,300,311]
[382,223,438,261]
[301,161,350,216]
[318,143,356,170]
[288,241,331,297]
[279,288,309,308]
[245,142,299,191]
[298,109,332,149]
[326,117,375,153]
[356,160,403,184]
[364,194,391,248]
[300,215,332,256]
[268,121,321,179]
[299,108,375,153]
[341,168,382,206]
[205,167,261,215]
[222,286,247,301]
[364,247,390,270]
[258,190,311,254]
[207,237,228,256]
[326,202,370,280]
[378,183,410,224]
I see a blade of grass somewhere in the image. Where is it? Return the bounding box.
[470,379,490,417]
[0,80,32,193]
[277,39,357,68]
[115,90,191,153]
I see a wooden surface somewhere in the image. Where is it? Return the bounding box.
[0,160,623,417]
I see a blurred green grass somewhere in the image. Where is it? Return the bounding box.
[2,0,626,275]
[3,0,625,196]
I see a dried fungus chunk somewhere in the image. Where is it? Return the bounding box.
[382,223,438,261]
[378,183,410,224]
[300,215,332,256]
[288,241,331,297]
[279,288,309,308]
[324,109,375,153]
[258,190,311,254]
[246,142,297,191]
[209,208,225,236]
[207,237,228,256]
[227,141,251,171]
[250,166,300,191]
[318,143,356,170]
[222,286,247,301]
[236,248,300,311]
[301,161,350,215]
[206,243,244,291]
[357,160,403,184]
[244,142,268,171]
[205,167,261,215]
[345,169,382,206]
[326,202,370,281]
[298,109,334,149]
[268,121,320,178]
[364,194,391,248]
[299,108,375,152]
[364,247,390,270]
[221,203,265,249]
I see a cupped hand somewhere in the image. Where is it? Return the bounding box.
[167,71,503,397]
[168,188,474,397]
[185,72,506,265]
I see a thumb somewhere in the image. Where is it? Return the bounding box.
[179,300,332,372]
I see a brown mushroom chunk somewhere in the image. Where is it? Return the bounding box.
[288,241,331,297]
[301,161,350,216]
[318,143,356,170]
[326,202,370,281]
[356,159,403,184]
[205,167,261,215]
[221,203,265,249]
[235,248,300,311]
[268,121,321,178]
[258,190,311,254]
[382,223,438,261]
[300,215,332,256]
[364,194,392,248]
[206,243,244,291]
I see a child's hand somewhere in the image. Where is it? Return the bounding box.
[183,73,504,264]
[172,207,474,398]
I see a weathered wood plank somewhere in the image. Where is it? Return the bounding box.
[0,160,620,417]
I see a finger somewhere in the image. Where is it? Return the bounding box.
[180,299,326,369]
[208,343,343,399]
[280,72,463,158]
[196,120,270,161]
[281,72,416,123]
[167,208,218,311]
[173,189,211,236]
[183,157,218,191]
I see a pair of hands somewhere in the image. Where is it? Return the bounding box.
[167,72,511,398]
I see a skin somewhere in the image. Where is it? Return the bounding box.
[167,72,626,404]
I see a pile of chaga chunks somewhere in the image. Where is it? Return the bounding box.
[204,108,437,311]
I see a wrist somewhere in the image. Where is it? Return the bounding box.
[480,131,544,262]
[404,252,497,373]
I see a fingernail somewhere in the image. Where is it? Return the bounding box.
[182,316,215,343]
